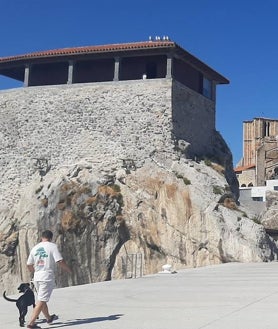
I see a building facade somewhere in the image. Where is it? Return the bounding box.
[235,117,278,187]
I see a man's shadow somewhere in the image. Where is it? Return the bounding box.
[46,314,124,328]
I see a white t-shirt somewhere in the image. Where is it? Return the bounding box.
[27,241,63,281]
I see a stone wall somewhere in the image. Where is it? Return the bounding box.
[1,78,273,293]
[0,78,216,212]
[172,80,215,157]
[237,168,256,187]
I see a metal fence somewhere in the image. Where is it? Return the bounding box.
[121,253,143,279]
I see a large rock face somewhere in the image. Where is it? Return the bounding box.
[0,82,277,294]
[260,190,278,229]
[0,157,277,293]
[114,159,276,275]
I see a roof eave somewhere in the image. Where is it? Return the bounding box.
[0,41,229,84]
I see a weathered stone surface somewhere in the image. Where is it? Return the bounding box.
[0,165,130,292]
[0,80,238,212]
[0,81,276,294]
[0,158,277,293]
[260,190,278,229]
[114,159,276,276]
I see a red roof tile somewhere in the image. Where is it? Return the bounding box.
[0,40,229,84]
[234,164,256,172]
[0,41,175,63]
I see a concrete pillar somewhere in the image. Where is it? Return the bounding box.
[113,57,120,81]
[166,54,173,78]
[67,60,74,84]
[24,64,31,87]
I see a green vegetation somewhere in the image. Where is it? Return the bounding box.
[204,158,212,166]
[110,184,121,192]
[213,185,223,195]
[174,172,191,185]
[182,177,191,185]
[251,216,261,224]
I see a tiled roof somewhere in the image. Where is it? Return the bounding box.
[234,164,256,172]
[0,41,175,63]
[0,40,229,84]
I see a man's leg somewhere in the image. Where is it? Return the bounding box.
[27,301,45,326]
[39,281,56,323]
[28,280,54,326]
[41,302,51,321]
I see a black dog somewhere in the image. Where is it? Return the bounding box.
[3,282,36,327]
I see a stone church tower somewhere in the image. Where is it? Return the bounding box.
[235,117,278,186]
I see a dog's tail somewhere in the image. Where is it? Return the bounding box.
[3,291,17,302]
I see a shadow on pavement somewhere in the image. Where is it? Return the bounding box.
[48,314,124,327]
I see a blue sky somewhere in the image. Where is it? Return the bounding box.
[0,0,277,166]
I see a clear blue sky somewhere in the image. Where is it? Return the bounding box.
[0,0,277,166]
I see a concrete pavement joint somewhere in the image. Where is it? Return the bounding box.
[197,290,278,329]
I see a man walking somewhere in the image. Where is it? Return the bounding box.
[26,230,71,329]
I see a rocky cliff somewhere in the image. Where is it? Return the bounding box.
[0,82,277,294]
[260,190,278,229]
[0,156,277,293]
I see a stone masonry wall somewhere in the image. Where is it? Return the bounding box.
[0,78,216,212]
[0,79,173,211]
[172,80,215,156]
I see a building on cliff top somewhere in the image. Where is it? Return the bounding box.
[0,39,228,93]
[0,39,230,165]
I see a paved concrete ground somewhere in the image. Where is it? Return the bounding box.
[2,262,278,329]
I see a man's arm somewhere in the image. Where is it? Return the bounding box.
[27,264,35,273]
[57,259,72,273]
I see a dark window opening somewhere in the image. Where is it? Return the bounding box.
[120,56,165,81]
[74,59,114,83]
[29,62,68,86]
[263,121,270,137]
[173,58,203,96]
[252,197,263,201]
[146,63,157,79]
[203,77,212,99]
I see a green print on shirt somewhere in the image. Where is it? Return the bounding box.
[35,247,48,259]
[35,247,48,267]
